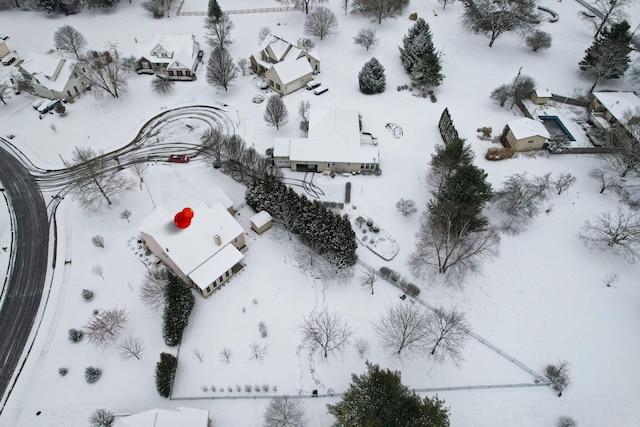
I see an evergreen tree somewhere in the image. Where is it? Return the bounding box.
[327,362,450,427]
[579,20,632,92]
[162,272,195,346]
[207,0,222,19]
[411,51,443,89]
[155,352,177,398]
[399,18,433,73]
[358,57,386,94]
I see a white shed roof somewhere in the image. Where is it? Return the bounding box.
[593,91,640,122]
[117,407,209,427]
[533,88,552,98]
[507,118,550,140]
[250,210,273,228]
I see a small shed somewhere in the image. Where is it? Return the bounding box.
[250,211,273,234]
[530,88,552,105]
[503,118,550,152]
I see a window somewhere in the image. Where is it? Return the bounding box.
[269,79,274,87]
[233,237,239,243]
[528,140,534,144]
[206,285,211,293]
[73,72,78,78]
[275,83,281,90]
[225,271,230,278]
[74,86,78,94]
[218,275,224,283]
[67,90,71,97]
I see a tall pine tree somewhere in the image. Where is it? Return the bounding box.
[579,20,632,92]
[358,57,386,94]
[208,0,222,19]
[399,18,443,89]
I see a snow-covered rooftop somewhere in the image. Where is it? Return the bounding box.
[533,88,552,98]
[593,91,640,122]
[250,210,273,228]
[117,406,209,427]
[507,117,550,140]
[20,51,78,92]
[138,34,198,70]
[270,58,312,84]
[188,243,243,289]
[138,198,244,285]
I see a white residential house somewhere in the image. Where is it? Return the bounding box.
[250,34,320,95]
[116,407,210,427]
[17,51,89,101]
[139,195,246,298]
[590,91,640,137]
[135,34,201,81]
[273,109,380,172]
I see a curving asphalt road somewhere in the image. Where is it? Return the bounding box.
[0,146,48,407]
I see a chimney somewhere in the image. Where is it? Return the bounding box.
[214,234,221,246]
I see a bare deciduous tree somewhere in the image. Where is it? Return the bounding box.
[85,307,128,349]
[120,209,132,223]
[298,100,310,136]
[54,25,87,59]
[493,172,551,234]
[359,267,378,295]
[206,47,238,91]
[286,0,327,14]
[91,235,105,248]
[588,167,618,194]
[340,0,350,15]
[264,396,307,427]
[409,213,500,284]
[426,307,470,364]
[354,337,370,358]
[193,347,204,363]
[82,44,128,98]
[151,76,175,93]
[88,408,114,427]
[236,57,249,76]
[248,342,268,362]
[353,27,379,51]
[65,146,134,211]
[579,207,640,262]
[257,26,272,44]
[304,6,339,40]
[131,162,147,190]
[351,0,407,25]
[396,198,417,216]
[580,0,631,38]
[545,360,571,392]
[462,0,540,48]
[205,14,234,49]
[298,308,353,358]
[219,347,232,364]
[437,0,455,9]
[525,30,552,52]
[554,173,576,195]
[0,82,11,106]
[92,264,104,279]
[139,267,167,311]
[117,336,144,360]
[373,303,430,358]
[264,94,289,130]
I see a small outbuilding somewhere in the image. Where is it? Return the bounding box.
[530,88,552,105]
[0,40,9,59]
[250,210,273,234]
[502,117,550,152]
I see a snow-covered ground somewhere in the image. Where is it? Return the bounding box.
[1,1,640,426]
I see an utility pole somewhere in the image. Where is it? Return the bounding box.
[509,66,523,109]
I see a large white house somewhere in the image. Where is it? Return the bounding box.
[17,51,89,101]
[273,109,380,173]
[139,196,246,298]
[250,34,320,95]
[135,34,201,81]
[116,407,210,427]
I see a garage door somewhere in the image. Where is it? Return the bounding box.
[286,80,302,94]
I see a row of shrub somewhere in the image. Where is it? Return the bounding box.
[379,267,421,297]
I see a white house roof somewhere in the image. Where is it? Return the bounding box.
[250,210,273,228]
[138,199,244,287]
[593,91,640,122]
[138,34,199,70]
[188,243,243,289]
[20,52,79,92]
[270,58,312,84]
[507,118,550,140]
[203,187,234,211]
[117,407,209,427]
[280,109,380,165]
[533,88,552,98]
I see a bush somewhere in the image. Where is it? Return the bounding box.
[556,416,577,427]
[162,272,195,346]
[402,282,421,297]
[379,266,401,282]
[485,147,514,161]
[545,360,571,392]
[155,352,178,398]
[259,322,268,338]
[68,328,84,342]
[245,384,252,392]
[58,367,68,376]
[91,235,105,248]
[81,289,94,301]
[84,367,102,384]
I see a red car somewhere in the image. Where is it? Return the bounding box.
[168,154,189,163]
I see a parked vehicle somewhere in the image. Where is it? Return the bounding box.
[258,80,269,90]
[168,154,190,163]
[37,99,60,114]
[306,81,321,90]
[252,94,265,104]
[2,52,17,66]
[314,87,328,96]
[32,99,47,110]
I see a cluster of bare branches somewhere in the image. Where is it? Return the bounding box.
[298,308,354,358]
[85,307,128,350]
[580,207,640,263]
[493,172,552,234]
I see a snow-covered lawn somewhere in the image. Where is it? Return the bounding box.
[1,1,640,426]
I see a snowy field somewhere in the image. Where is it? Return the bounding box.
[1,0,640,426]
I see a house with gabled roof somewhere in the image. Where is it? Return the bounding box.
[250,34,320,95]
[0,40,9,59]
[590,92,640,138]
[273,109,380,172]
[135,34,201,81]
[502,117,550,152]
[139,192,246,298]
[116,407,210,427]
[17,51,89,101]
